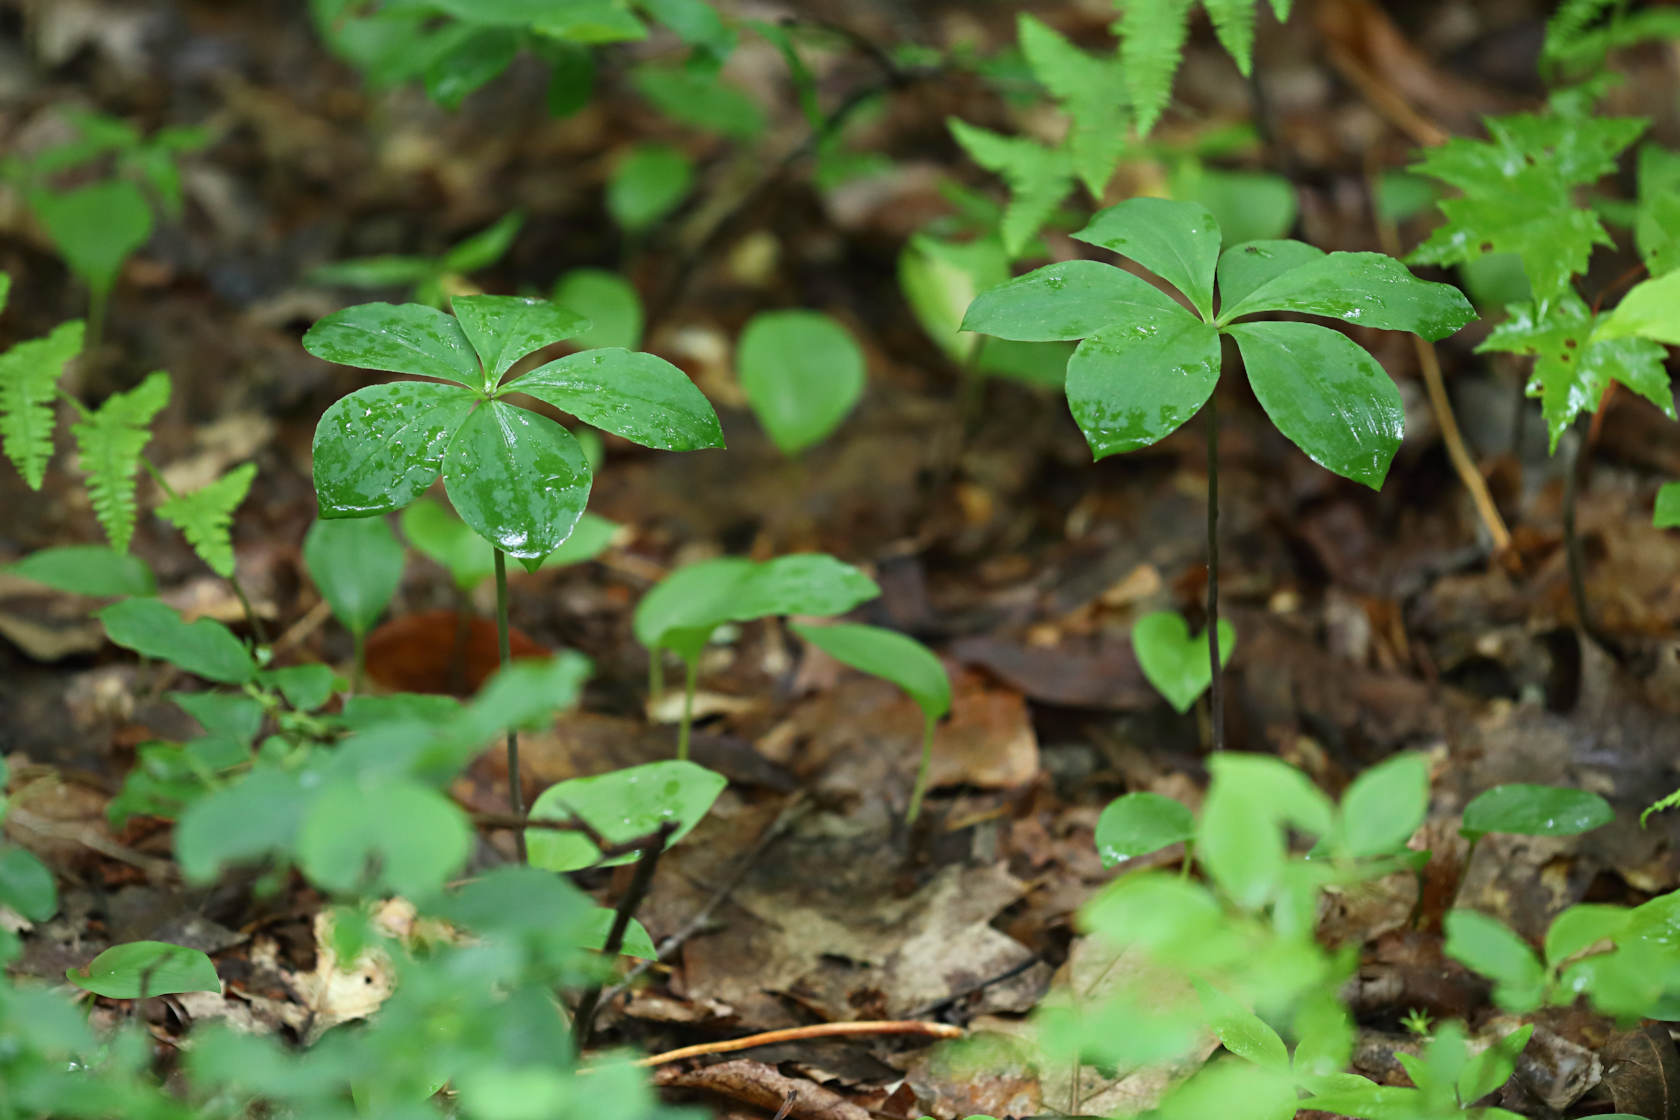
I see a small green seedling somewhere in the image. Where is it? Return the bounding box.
[303,515,406,691]
[526,759,727,871]
[964,197,1473,749]
[1133,609,1235,716]
[789,621,951,823]
[553,268,645,350]
[1306,1021,1533,1119]
[607,144,694,233]
[1094,791,1195,868]
[634,553,878,759]
[67,941,220,1000]
[311,211,524,308]
[736,310,866,456]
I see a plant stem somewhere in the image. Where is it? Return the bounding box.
[649,652,664,699]
[906,712,936,824]
[349,633,365,696]
[1206,395,1225,753]
[493,548,527,863]
[572,820,677,1047]
[676,655,698,762]
[87,285,108,354]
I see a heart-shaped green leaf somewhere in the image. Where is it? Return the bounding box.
[451,294,590,386]
[1074,198,1222,318]
[1095,792,1196,866]
[32,181,153,297]
[1229,320,1404,489]
[98,599,255,684]
[312,381,478,516]
[302,302,480,387]
[1066,307,1220,458]
[788,621,950,722]
[510,348,722,450]
[441,401,592,563]
[960,259,1184,341]
[736,310,864,455]
[1218,251,1475,340]
[67,941,220,999]
[1132,609,1235,714]
[526,760,727,871]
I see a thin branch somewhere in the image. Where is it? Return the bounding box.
[1206,395,1225,753]
[624,1020,963,1068]
[574,820,678,1045]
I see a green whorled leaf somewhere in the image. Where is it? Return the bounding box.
[631,64,764,139]
[302,302,480,387]
[1336,752,1429,859]
[0,319,84,490]
[606,143,694,232]
[1215,240,1325,311]
[1479,297,1675,452]
[297,778,471,898]
[303,515,404,637]
[632,556,756,654]
[31,180,153,295]
[441,401,592,562]
[72,370,170,554]
[510,348,723,450]
[552,269,644,350]
[312,380,478,517]
[1132,610,1235,714]
[1218,251,1475,340]
[156,463,256,578]
[423,25,520,108]
[578,907,658,959]
[1174,165,1296,246]
[735,311,864,455]
[98,598,255,684]
[1229,320,1404,489]
[1017,14,1131,198]
[1094,791,1196,866]
[402,496,617,591]
[2,545,155,597]
[634,554,879,654]
[899,234,1009,362]
[441,210,525,275]
[947,118,1075,259]
[66,941,220,999]
[174,768,310,882]
[0,845,57,921]
[1657,481,1680,529]
[1595,269,1680,346]
[787,621,951,722]
[1443,909,1546,1011]
[1064,305,1220,459]
[1074,198,1221,317]
[1460,783,1613,842]
[961,260,1184,342]
[526,760,728,871]
[451,294,591,386]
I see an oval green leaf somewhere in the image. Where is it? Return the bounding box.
[1229,320,1403,489]
[552,269,644,350]
[302,302,479,387]
[303,515,405,637]
[98,598,254,684]
[0,845,57,922]
[510,348,723,450]
[441,401,592,561]
[1073,198,1222,318]
[1132,610,1235,714]
[788,621,950,722]
[3,545,155,597]
[403,497,617,591]
[451,294,591,385]
[67,941,220,999]
[634,554,879,653]
[1094,792,1195,866]
[579,907,658,959]
[297,778,471,899]
[1215,240,1326,312]
[32,181,153,296]
[526,760,728,871]
[1461,783,1613,842]
[1219,252,1476,340]
[632,556,757,653]
[175,769,310,884]
[1065,308,1219,459]
[606,143,694,232]
[1338,752,1429,859]
[312,380,478,517]
[1443,909,1545,1012]
[736,310,864,456]
[960,259,1184,342]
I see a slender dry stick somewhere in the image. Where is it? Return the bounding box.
[573,820,677,1046]
[1206,395,1225,753]
[492,547,527,863]
[905,712,936,823]
[622,1020,963,1068]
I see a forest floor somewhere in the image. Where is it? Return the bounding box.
[2,1,1680,1117]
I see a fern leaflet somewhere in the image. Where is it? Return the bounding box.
[72,371,171,553]
[1111,0,1291,137]
[157,462,256,578]
[0,320,85,490]
[1018,16,1132,199]
[948,119,1073,258]
[1544,0,1680,74]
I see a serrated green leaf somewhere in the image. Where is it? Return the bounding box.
[1215,240,1324,309]
[302,302,480,386]
[1115,0,1193,137]
[156,463,256,578]
[98,598,255,684]
[510,348,723,450]
[451,294,590,385]
[526,760,727,870]
[2,545,155,597]
[1595,269,1680,346]
[1133,609,1235,713]
[1075,197,1221,317]
[1094,791,1195,866]
[441,401,591,562]
[606,143,694,232]
[67,941,219,999]
[788,621,950,722]
[962,259,1184,341]
[1219,251,1474,339]
[552,269,644,350]
[735,311,863,455]
[311,380,478,517]
[0,319,84,489]
[1204,0,1258,74]
[948,118,1075,258]
[1065,305,1220,458]
[1018,15,1131,197]
[304,515,404,636]
[1229,320,1403,488]
[72,370,170,553]
[31,180,153,296]
[1444,909,1545,1011]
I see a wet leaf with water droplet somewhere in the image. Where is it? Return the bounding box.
[451,294,591,387]
[509,348,722,450]
[1074,198,1222,317]
[442,401,592,561]
[961,259,1184,341]
[1215,240,1325,312]
[1218,251,1474,339]
[313,382,478,517]
[302,302,480,387]
[526,760,727,871]
[1065,305,1219,459]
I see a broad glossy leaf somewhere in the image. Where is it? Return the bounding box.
[0,846,56,921]
[606,143,693,232]
[441,401,592,562]
[552,269,644,350]
[1094,792,1195,866]
[98,598,254,684]
[1215,240,1325,312]
[1444,909,1545,1011]
[1132,610,1235,713]
[32,181,152,295]
[1074,198,1222,317]
[302,302,479,386]
[402,496,617,590]
[1065,306,1220,458]
[312,380,478,516]
[1460,783,1612,842]
[175,769,310,882]
[3,545,154,597]
[526,760,728,871]
[303,515,404,636]
[1229,320,1403,488]
[788,621,951,721]
[1337,752,1429,859]
[511,348,723,450]
[451,294,590,385]
[736,311,864,455]
[67,941,220,999]
[1595,269,1680,346]
[1220,251,1475,340]
[297,778,471,898]
[961,259,1183,341]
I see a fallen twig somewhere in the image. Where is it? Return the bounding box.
[630,1019,963,1068]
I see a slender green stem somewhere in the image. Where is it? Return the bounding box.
[676,656,698,762]
[87,285,108,354]
[1206,396,1225,752]
[228,574,268,646]
[493,548,527,863]
[350,633,366,696]
[1180,838,1196,880]
[649,652,664,699]
[906,711,936,824]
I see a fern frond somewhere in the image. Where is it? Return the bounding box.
[1643,785,1680,827]
[72,371,171,553]
[0,320,84,490]
[157,462,255,578]
[1542,0,1613,68]
[948,118,1074,258]
[1114,0,1192,137]
[1018,16,1132,198]
[1203,0,1257,75]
